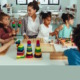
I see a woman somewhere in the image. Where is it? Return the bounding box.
[22,1,42,39]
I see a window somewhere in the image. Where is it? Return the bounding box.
[48,0,59,5]
[27,0,37,4]
[38,0,48,5]
[16,0,27,5]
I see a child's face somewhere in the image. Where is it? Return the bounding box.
[2,16,10,26]
[27,6,36,17]
[44,17,51,26]
[69,19,74,25]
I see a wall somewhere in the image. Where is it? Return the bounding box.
[76,0,80,24]
[7,0,70,13]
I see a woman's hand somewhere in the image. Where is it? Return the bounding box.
[24,35,29,39]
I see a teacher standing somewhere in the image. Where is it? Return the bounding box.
[22,1,42,39]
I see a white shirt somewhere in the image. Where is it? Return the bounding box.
[38,24,52,41]
[27,16,40,36]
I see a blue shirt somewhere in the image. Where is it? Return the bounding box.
[59,24,72,38]
[64,49,80,65]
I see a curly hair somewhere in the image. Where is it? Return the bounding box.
[0,12,10,21]
[28,1,39,12]
[40,11,51,19]
[72,24,80,50]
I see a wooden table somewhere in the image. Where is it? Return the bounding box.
[22,38,67,60]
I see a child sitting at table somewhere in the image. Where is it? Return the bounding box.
[0,12,19,39]
[50,13,74,39]
[37,11,53,41]
[0,39,14,53]
[54,24,80,65]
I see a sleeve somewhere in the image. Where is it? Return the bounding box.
[21,17,27,35]
[37,25,45,37]
[6,26,12,33]
[64,49,70,57]
[0,28,10,39]
[0,29,2,38]
[50,25,53,32]
[1,33,10,39]
[40,26,46,36]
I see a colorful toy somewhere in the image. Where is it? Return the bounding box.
[34,40,42,58]
[26,40,33,58]
[12,21,16,28]
[18,20,22,28]
[17,44,25,59]
[59,38,75,47]
[16,40,21,48]
[14,37,17,41]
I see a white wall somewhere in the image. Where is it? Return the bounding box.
[7,0,70,13]
[0,0,7,8]
[76,0,80,24]
[70,0,77,7]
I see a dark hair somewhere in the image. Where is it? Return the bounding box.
[72,24,80,50]
[0,23,7,32]
[40,12,51,19]
[0,12,10,32]
[28,1,39,12]
[0,12,9,21]
[61,13,74,23]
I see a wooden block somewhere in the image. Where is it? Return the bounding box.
[50,52,67,60]
[40,43,55,53]
[22,38,44,43]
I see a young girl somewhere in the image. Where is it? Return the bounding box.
[0,12,19,39]
[51,13,74,39]
[37,12,53,41]
[0,39,14,53]
[22,1,42,39]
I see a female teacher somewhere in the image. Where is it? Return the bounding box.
[22,1,42,39]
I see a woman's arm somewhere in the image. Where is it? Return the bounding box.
[0,40,14,53]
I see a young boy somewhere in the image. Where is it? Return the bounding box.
[55,24,80,65]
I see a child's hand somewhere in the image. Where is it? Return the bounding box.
[12,30,16,36]
[9,32,13,36]
[16,28,20,34]
[24,35,29,39]
[11,36,16,40]
[49,33,54,36]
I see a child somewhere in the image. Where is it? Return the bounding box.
[54,24,80,65]
[37,12,53,41]
[0,38,14,53]
[51,13,74,39]
[0,12,19,39]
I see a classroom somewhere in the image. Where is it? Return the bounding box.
[0,0,80,66]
